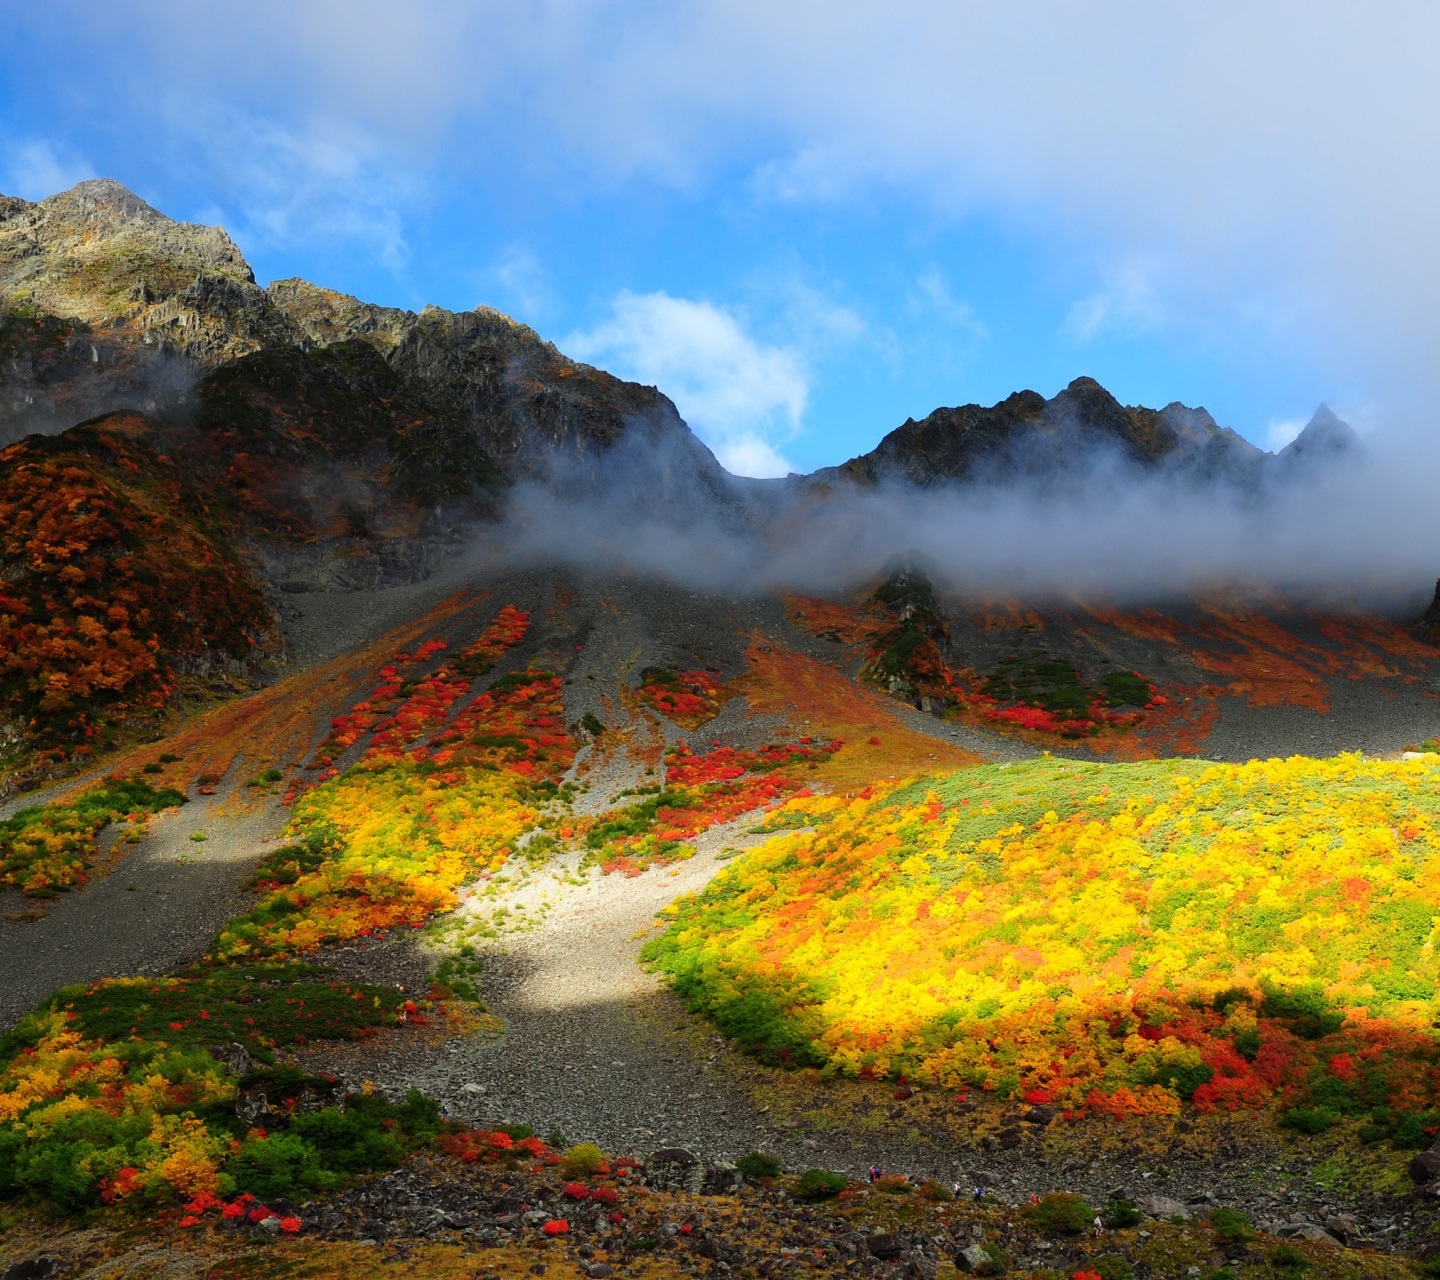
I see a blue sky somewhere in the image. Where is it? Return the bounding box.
[2,2,1436,475]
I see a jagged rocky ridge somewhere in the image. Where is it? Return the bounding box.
[804,377,1360,492]
[0,179,737,523]
[4,180,1359,522]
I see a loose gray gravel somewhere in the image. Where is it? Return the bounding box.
[0,799,288,1031]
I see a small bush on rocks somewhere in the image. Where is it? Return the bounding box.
[736,1152,781,1180]
[1102,1197,1143,1229]
[1028,1192,1095,1236]
[918,1179,953,1201]
[1208,1207,1254,1244]
[875,1174,911,1194]
[1089,1255,1133,1280]
[971,1243,1009,1276]
[561,1143,607,1177]
[1279,1107,1334,1135]
[1270,1242,1308,1274]
[795,1168,848,1201]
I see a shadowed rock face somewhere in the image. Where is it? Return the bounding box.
[808,376,1279,490]
[0,180,731,506]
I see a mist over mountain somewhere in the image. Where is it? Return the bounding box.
[0,177,1393,611]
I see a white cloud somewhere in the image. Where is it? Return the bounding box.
[27,1,1440,418]
[488,247,554,324]
[566,291,808,477]
[1064,261,1163,344]
[1265,418,1307,451]
[228,118,409,270]
[914,266,987,339]
[2,141,95,200]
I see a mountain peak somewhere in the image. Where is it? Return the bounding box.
[41,178,169,226]
[1278,403,1362,468]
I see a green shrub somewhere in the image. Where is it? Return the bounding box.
[736,1151,781,1180]
[229,1089,438,1199]
[228,1130,336,1200]
[1212,986,1254,1014]
[1103,1197,1143,1228]
[562,1143,607,1177]
[1269,1242,1308,1273]
[970,1243,1010,1276]
[795,1168,848,1201]
[1279,1107,1334,1135]
[1390,1110,1440,1149]
[1259,978,1344,1039]
[1028,1191,1095,1236]
[581,712,605,736]
[1208,1207,1254,1244]
[918,1178,953,1201]
[1090,1255,1133,1280]
[1232,1027,1261,1060]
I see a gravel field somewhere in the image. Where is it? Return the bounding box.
[0,799,288,1031]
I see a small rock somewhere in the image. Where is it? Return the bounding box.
[1022,1106,1055,1126]
[1186,1268,1202,1278]
[255,1216,283,1237]
[585,1267,614,1278]
[802,1139,821,1151]
[996,1127,1022,1150]
[462,1083,486,1095]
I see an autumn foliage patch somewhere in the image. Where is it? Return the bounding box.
[646,753,1440,1121]
[0,419,271,758]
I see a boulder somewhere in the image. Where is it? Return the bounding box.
[997,1127,1022,1150]
[207,1042,253,1076]
[1,1261,57,1280]
[1324,1213,1358,1244]
[868,1234,905,1260]
[1135,1195,1190,1221]
[957,1244,991,1274]
[1023,1106,1056,1126]
[1277,1224,1340,1246]
[904,1254,937,1280]
[1412,1146,1440,1183]
[643,1149,738,1196]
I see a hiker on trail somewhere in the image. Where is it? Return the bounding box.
[868,1165,881,1184]
[973,1186,984,1204]
[1093,1216,1104,1237]
[1030,1194,1039,1205]
[953,1182,964,1199]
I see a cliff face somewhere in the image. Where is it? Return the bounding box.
[0,180,732,505]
